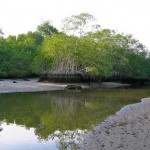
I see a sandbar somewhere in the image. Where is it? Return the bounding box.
[78,97,150,150]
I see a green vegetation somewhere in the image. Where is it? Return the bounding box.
[0,13,150,81]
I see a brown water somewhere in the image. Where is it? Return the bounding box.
[0,87,150,150]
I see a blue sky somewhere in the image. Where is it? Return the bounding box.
[0,0,150,49]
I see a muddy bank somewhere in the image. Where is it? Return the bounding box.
[78,97,150,150]
[0,79,130,93]
[0,78,91,93]
[0,78,65,93]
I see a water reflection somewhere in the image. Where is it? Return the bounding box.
[0,122,86,150]
[52,129,87,150]
[0,122,57,150]
[0,88,150,149]
[0,121,3,132]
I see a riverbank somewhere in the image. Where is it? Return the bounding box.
[0,78,67,93]
[78,97,150,150]
[0,78,130,93]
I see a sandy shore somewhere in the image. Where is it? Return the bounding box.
[0,78,80,93]
[0,78,94,93]
[78,97,150,150]
[0,79,129,94]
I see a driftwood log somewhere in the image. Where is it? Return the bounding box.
[65,84,82,90]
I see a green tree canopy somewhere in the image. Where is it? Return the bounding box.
[62,12,100,36]
[0,13,150,80]
[37,21,59,37]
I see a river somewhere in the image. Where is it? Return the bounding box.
[0,87,150,150]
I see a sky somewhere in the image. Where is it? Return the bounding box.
[0,0,150,49]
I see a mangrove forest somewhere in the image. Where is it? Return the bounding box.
[0,13,150,82]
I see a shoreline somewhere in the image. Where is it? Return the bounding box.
[0,78,65,93]
[78,97,150,150]
[0,78,91,94]
[0,78,130,94]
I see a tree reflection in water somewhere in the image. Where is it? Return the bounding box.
[0,88,150,149]
[0,121,3,132]
[50,129,87,150]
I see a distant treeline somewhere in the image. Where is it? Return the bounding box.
[0,13,150,81]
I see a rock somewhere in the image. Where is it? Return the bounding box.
[13,81,17,83]
[65,84,82,90]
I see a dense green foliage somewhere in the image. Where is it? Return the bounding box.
[0,14,150,80]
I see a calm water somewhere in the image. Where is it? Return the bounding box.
[0,87,150,150]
